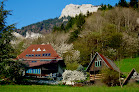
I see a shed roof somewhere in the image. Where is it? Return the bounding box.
[122,68,139,85]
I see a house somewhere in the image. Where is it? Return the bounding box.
[86,52,120,81]
[17,44,64,79]
[122,68,139,85]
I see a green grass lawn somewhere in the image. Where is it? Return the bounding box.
[115,57,139,76]
[0,85,139,92]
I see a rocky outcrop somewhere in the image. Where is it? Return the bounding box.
[59,4,100,19]
[25,32,43,39]
[12,32,24,39]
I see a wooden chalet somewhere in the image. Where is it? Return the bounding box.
[86,52,120,81]
[122,68,139,85]
[17,44,64,79]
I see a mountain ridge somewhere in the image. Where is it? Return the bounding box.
[15,4,100,36]
[15,17,70,36]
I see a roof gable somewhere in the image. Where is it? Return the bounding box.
[86,52,120,72]
[123,68,139,85]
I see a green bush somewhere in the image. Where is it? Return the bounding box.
[66,62,79,70]
[68,29,80,43]
[76,65,86,74]
[101,67,120,86]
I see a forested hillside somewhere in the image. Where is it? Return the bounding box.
[15,17,70,36]
[13,6,139,70]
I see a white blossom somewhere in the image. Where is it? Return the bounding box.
[62,70,86,82]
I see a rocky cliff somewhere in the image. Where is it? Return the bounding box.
[59,4,100,19]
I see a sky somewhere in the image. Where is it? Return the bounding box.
[4,0,130,29]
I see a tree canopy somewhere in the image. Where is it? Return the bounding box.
[0,1,26,84]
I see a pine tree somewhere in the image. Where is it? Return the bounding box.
[60,23,65,31]
[76,13,85,29]
[130,0,138,8]
[0,1,26,83]
[118,0,129,7]
[0,1,15,64]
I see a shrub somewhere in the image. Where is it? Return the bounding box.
[66,62,79,70]
[62,70,86,82]
[76,65,86,74]
[101,67,120,86]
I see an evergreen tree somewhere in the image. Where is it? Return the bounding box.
[76,13,85,29]
[60,23,65,31]
[0,1,15,64]
[99,4,113,10]
[0,1,26,83]
[118,0,129,7]
[65,18,74,30]
[130,0,138,8]
[68,29,80,43]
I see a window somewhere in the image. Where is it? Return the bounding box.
[37,48,41,51]
[42,53,51,56]
[99,60,101,66]
[29,54,32,57]
[26,69,32,73]
[32,61,37,63]
[95,60,101,67]
[43,49,46,51]
[32,49,35,52]
[42,53,47,56]
[48,53,51,56]
[35,54,41,57]
[26,69,41,74]
[42,54,45,56]
[26,54,34,57]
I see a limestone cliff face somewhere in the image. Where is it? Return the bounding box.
[59,4,100,19]
[12,32,24,39]
[25,32,43,39]
[12,32,43,39]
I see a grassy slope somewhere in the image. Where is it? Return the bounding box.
[0,85,139,92]
[115,57,139,76]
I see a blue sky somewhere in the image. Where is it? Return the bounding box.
[4,0,130,29]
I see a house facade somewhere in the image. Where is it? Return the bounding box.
[17,44,64,78]
[86,52,120,81]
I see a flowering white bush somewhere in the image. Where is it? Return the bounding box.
[62,70,86,82]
